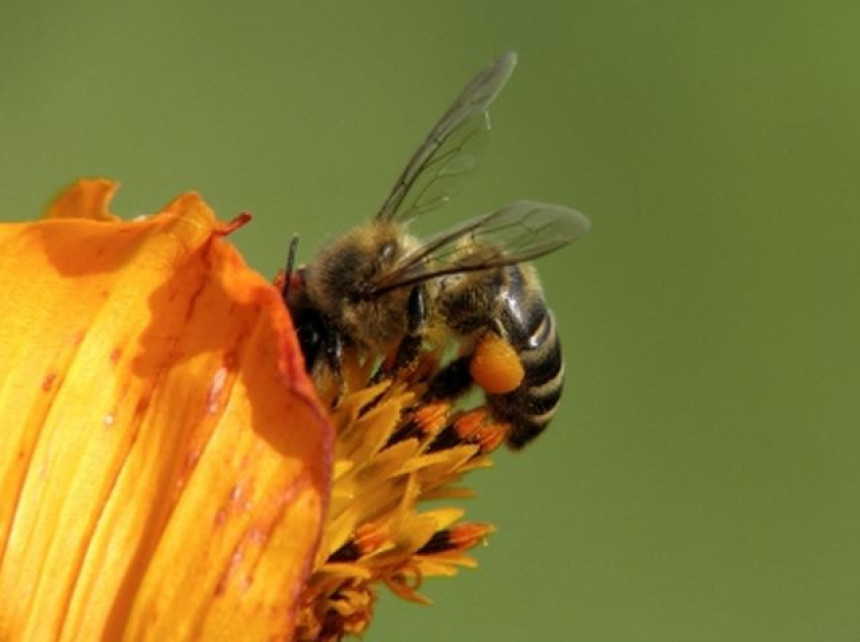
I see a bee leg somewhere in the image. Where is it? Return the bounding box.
[393,284,429,370]
[423,354,473,402]
[372,285,427,383]
[401,284,429,364]
[323,327,345,405]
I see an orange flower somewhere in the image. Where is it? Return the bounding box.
[0,179,333,640]
[0,179,506,641]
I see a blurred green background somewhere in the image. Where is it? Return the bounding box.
[3,2,859,640]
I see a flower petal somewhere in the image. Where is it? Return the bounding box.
[44,177,121,221]
[0,180,332,640]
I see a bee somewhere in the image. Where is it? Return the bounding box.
[283,51,590,449]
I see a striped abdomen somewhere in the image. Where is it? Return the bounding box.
[487,265,564,449]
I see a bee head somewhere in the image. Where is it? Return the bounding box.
[299,222,417,352]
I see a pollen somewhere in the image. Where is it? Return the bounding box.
[469,332,524,394]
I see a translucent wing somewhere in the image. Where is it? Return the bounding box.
[371,201,591,294]
[376,51,517,223]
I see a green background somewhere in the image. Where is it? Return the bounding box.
[2,2,859,640]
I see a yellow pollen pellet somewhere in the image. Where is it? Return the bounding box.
[469,334,524,394]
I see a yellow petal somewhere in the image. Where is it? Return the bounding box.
[0,179,332,640]
[43,177,120,221]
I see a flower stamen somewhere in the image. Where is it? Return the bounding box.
[295,342,508,641]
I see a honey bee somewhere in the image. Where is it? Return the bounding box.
[283,51,590,448]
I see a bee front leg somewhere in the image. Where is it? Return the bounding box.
[373,284,427,382]
[322,326,345,405]
[393,284,428,371]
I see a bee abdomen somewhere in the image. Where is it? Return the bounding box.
[489,304,564,450]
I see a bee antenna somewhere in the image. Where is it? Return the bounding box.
[283,234,300,301]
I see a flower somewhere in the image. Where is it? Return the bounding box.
[294,356,502,641]
[0,179,507,641]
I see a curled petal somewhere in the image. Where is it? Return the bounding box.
[0,179,332,640]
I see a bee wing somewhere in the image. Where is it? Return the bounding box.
[376,51,517,224]
[371,200,591,294]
